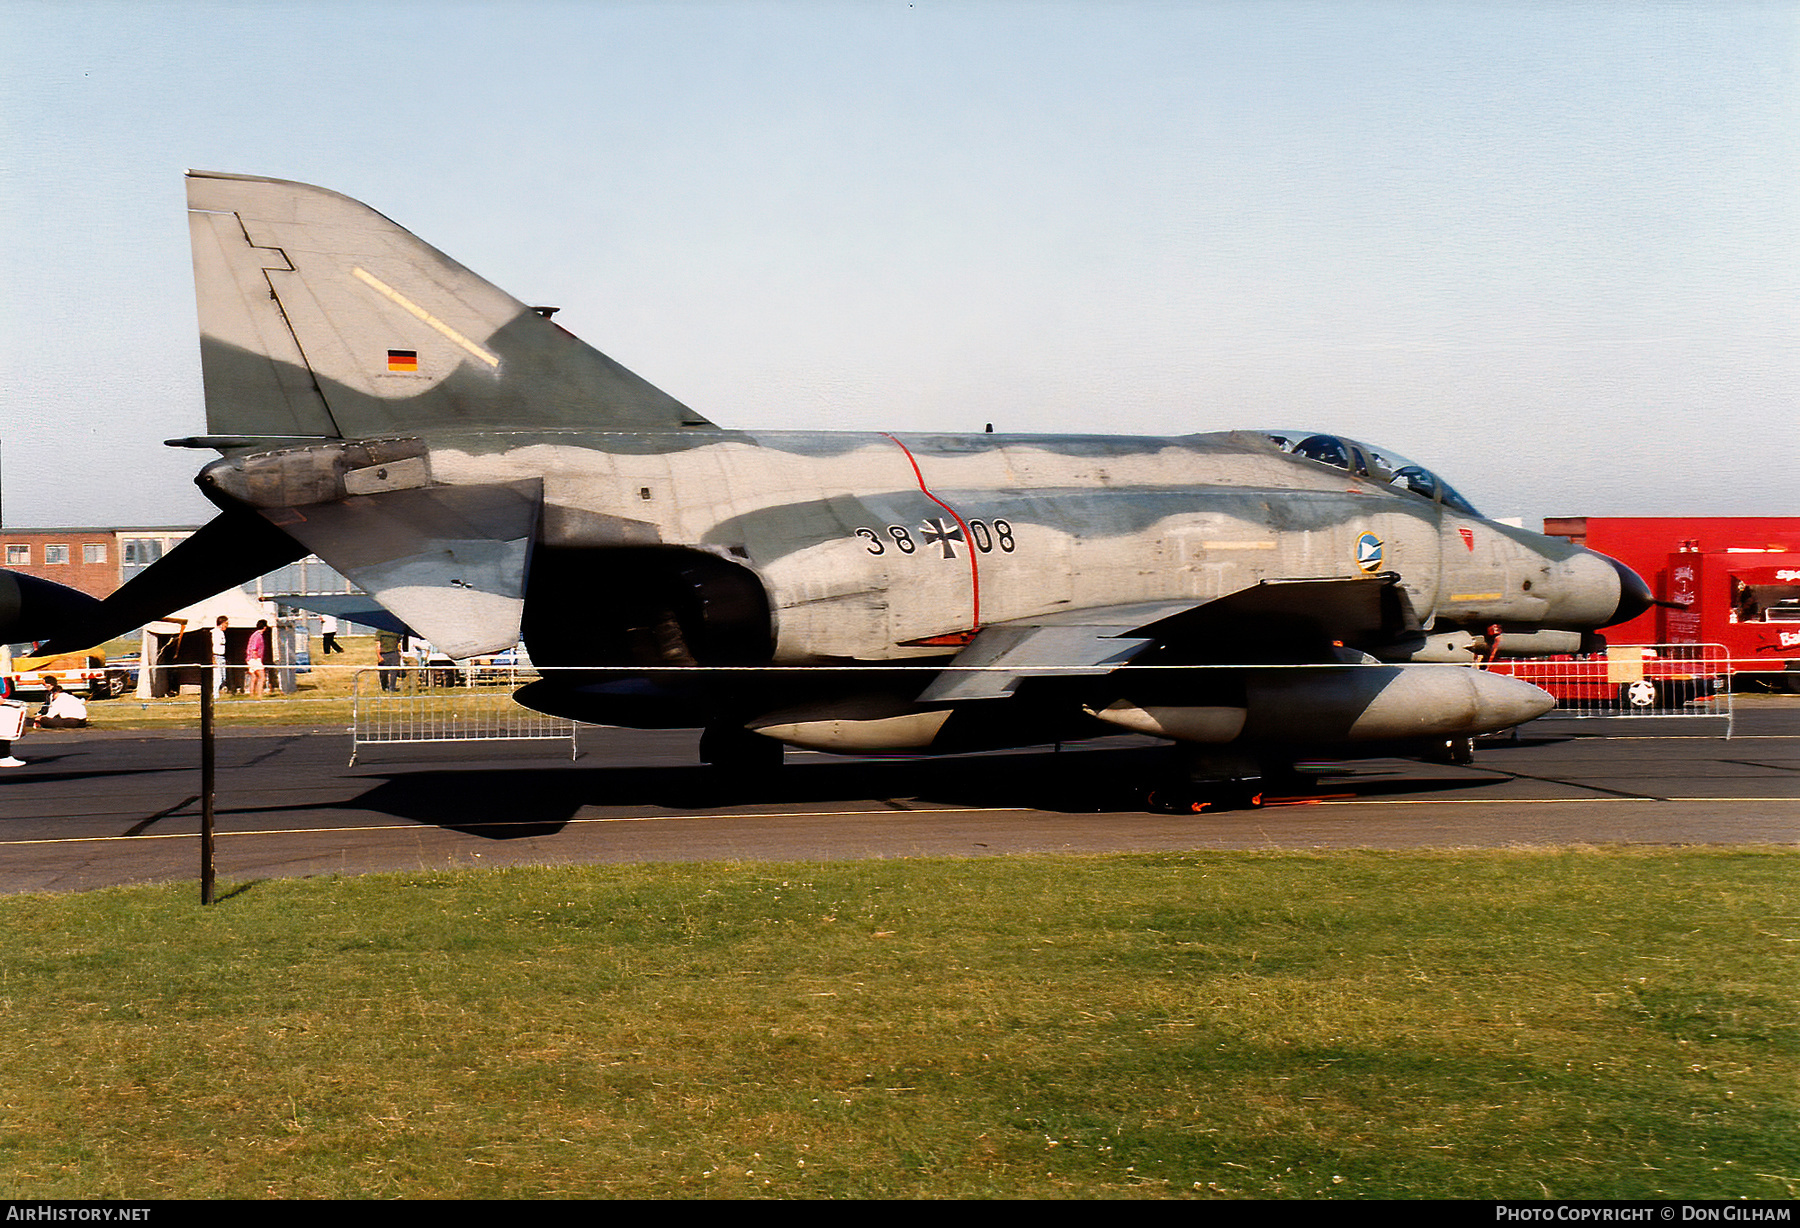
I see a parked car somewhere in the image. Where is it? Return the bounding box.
[3,644,114,699]
[103,653,141,697]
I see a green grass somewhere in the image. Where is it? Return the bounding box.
[90,691,360,730]
[0,850,1794,1198]
[87,640,449,730]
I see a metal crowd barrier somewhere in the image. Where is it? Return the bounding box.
[331,643,1738,764]
[1488,643,1734,737]
[348,666,578,765]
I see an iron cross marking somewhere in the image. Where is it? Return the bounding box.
[920,517,965,560]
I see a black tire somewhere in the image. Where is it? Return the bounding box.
[1618,679,1661,709]
[700,723,785,773]
[1146,780,1264,815]
[1422,736,1475,765]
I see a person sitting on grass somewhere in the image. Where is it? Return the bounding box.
[29,678,88,730]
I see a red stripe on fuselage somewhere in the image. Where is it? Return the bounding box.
[881,433,981,633]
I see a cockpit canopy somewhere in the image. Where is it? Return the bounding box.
[1265,432,1482,518]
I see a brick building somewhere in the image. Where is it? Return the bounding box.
[1,527,198,600]
[3,525,200,597]
[4,526,365,638]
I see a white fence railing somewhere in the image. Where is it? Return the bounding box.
[317,643,1750,764]
[348,666,578,765]
[1486,643,1734,736]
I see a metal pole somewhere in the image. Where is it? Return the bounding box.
[200,667,215,905]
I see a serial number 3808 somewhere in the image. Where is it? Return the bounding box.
[854,518,1016,560]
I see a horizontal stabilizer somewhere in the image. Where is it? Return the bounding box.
[35,510,306,655]
[0,571,104,648]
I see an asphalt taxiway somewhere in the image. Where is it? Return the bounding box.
[0,700,1794,894]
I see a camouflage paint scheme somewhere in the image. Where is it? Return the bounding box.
[199,425,1619,658]
[19,173,1652,788]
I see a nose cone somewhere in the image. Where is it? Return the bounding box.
[1541,547,1643,630]
[1600,554,1654,628]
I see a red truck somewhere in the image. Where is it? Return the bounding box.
[1659,551,1800,691]
[1543,517,1800,693]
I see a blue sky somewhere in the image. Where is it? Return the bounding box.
[2,0,1794,527]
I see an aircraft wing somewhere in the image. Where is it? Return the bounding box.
[259,479,542,658]
[918,575,1421,704]
[915,602,1193,703]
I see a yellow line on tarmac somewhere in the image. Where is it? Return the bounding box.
[1318,796,1798,805]
[0,807,1036,847]
[570,807,1033,823]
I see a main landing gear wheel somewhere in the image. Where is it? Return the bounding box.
[699,723,785,773]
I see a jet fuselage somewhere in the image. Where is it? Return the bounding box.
[197,426,1628,668]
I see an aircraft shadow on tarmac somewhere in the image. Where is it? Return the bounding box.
[0,742,1512,841]
[341,746,1508,840]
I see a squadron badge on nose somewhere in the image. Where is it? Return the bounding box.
[1356,532,1383,573]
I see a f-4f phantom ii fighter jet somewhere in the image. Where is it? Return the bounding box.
[10,172,1653,807]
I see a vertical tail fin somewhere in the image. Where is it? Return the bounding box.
[186,171,716,440]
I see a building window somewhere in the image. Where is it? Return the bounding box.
[4,545,27,566]
[44,545,69,565]
[84,543,108,565]
[122,538,170,582]
[123,539,163,566]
